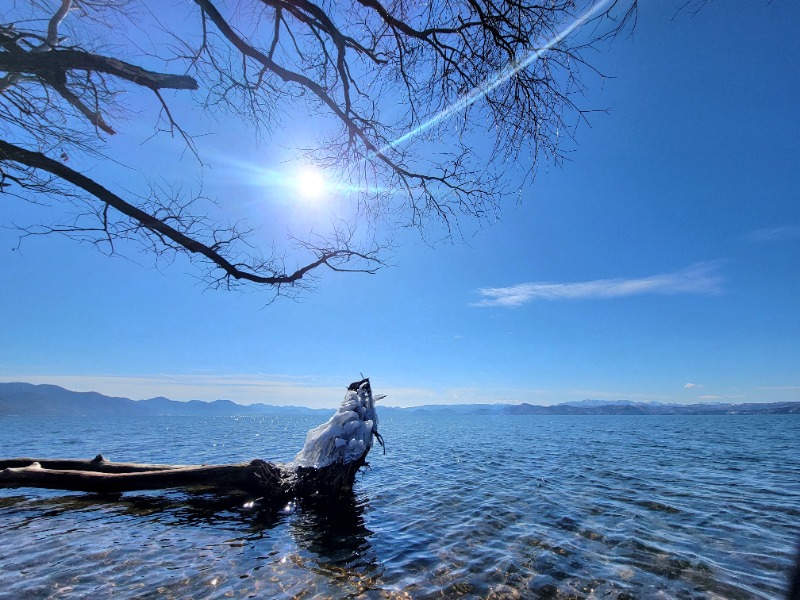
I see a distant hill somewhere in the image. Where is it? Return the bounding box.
[499,401,800,416]
[1,382,798,417]
[0,382,330,417]
[386,399,800,416]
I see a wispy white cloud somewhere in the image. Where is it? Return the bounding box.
[753,386,800,401]
[472,262,724,308]
[700,394,745,400]
[563,389,679,402]
[744,226,800,243]
[684,383,704,389]
[755,386,800,391]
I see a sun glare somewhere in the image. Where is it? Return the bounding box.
[294,167,327,200]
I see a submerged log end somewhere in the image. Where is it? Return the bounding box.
[292,455,368,501]
[244,459,290,499]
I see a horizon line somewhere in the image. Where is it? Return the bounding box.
[2,380,798,410]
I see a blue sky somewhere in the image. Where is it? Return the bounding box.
[2,2,799,408]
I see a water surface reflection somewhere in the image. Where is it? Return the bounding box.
[2,414,799,599]
[0,489,384,599]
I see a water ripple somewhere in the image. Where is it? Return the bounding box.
[1,413,799,599]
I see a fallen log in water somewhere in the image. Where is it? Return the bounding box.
[0,458,287,496]
[0,378,382,503]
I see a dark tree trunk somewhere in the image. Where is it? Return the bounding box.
[0,458,287,497]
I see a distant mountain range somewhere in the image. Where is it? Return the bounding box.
[0,382,329,417]
[1,382,798,417]
[393,398,800,416]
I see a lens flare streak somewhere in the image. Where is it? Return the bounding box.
[379,0,614,154]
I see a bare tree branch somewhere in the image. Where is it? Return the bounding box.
[1,0,645,295]
[0,47,198,92]
[0,139,383,285]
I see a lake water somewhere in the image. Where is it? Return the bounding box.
[1,412,799,599]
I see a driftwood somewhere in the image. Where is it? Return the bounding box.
[0,379,381,503]
[0,457,287,497]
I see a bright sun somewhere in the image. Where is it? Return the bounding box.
[294,167,327,200]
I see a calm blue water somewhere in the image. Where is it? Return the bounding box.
[1,413,799,599]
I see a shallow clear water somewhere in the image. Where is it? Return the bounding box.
[1,413,799,599]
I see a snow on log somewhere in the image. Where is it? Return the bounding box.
[294,377,382,469]
[291,377,384,499]
[0,378,382,502]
